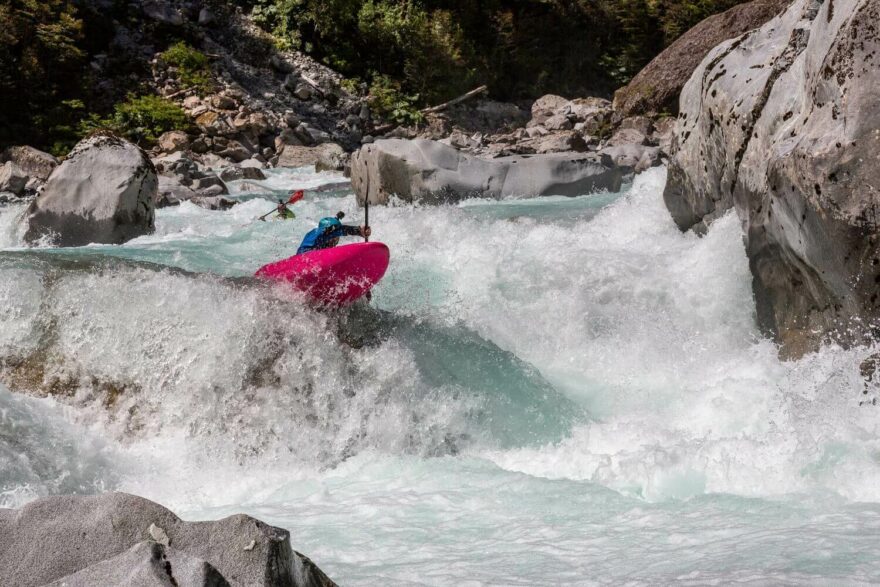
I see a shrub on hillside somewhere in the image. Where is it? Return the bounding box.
[79,95,189,146]
[161,42,214,93]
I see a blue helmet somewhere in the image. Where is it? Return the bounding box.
[318,217,342,233]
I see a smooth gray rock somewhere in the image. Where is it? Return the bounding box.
[0,161,29,196]
[24,134,156,246]
[350,138,623,205]
[600,145,662,174]
[664,0,880,357]
[45,541,229,587]
[157,174,197,207]
[1,146,59,182]
[0,492,336,587]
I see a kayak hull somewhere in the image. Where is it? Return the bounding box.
[255,242,390,306]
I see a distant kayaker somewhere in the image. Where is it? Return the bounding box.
[276,199,296,220]
[296,213,370,255]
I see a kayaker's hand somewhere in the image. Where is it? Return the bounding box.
[361,226,372,238]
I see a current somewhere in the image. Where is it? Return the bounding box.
[1,166,879,585]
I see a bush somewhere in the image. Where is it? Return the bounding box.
[161,41,214,92]
[79,95,189,146]
[367,75,423,126]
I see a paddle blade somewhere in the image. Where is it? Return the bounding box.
[288,190,305,204]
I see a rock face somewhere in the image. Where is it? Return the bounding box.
[613,0,791,118]
[25,135,157,246]
[0,492,336,587]
[664,0,880,357]
[351,138,623,205]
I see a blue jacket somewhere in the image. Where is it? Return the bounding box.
[296,224,361,255]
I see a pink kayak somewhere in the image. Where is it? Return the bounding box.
[255,242,390,306]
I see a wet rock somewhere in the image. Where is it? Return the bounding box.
[0,492,336,587]
[219,166,266,182]
[25,134,156,246]
[600,145,662,174]
[192,175,228,193]
[351,138,623,205]
[664,0,880,357]
[190,195,238,210]
[156,174,197,207]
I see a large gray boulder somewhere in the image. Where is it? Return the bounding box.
[664,0,880,357]
[24,134,157,246]
[0,492,336,587]
[350,138,624,205]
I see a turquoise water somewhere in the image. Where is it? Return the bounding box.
[1,167,880,584]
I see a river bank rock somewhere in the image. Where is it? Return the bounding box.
[663,0,880,357]
[1,146,59,183]
[613,0,791,118]
[0,492,336,587]
[351,138,623,205]
[24,134,156,246]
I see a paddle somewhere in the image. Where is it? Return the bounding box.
[257,190,304,222]
[364,197,370,242]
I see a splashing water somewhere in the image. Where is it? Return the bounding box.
[1,166,880,584]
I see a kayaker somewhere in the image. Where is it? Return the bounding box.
[276,199,295,220]
[296,214,370,255]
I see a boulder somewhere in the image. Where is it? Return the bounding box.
[663,0,880,357]
[350,138,624,205]
[605,128,649,147]
[220,166,266,182]
[25,134,156,246]
[277,143,346,169]
[600,145,662,174]
[613,0,791,117]
[619,116,655,137]
[156,174,197,207]
[0,161,29,196]
[0,492,336,587]
[1,146,59,182]
[190,195,238,210]
[530,94,570,126]
[543,113,574,131]
[216,140,252,163]
[192,175,228,193]
[157,130,190,154]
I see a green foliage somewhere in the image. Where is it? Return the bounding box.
[0,0,87,148]
[243,0,750,111]
[367,75,423,125]
[79,95,189,146]
[162,42,214,92]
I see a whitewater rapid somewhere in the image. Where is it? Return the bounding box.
[2,166,880,584]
